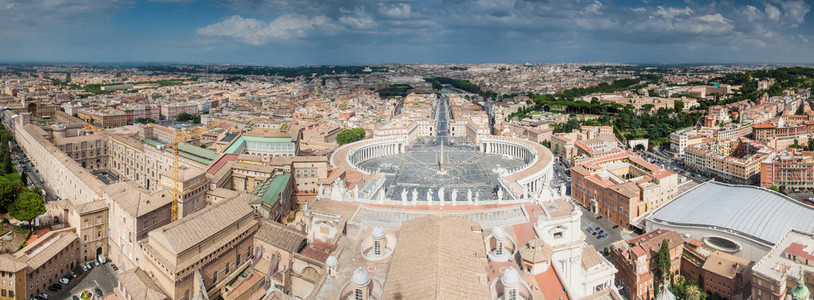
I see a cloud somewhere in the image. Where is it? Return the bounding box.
[197,14,331,45]
[379,3,412,19]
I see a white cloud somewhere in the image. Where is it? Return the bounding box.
[197,14,330,45]
[764,3,781,21]
[379,3,411,19]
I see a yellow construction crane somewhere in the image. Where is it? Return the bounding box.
[164,121,227,222]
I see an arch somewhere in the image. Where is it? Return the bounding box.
[634,144,646,151]
[26,103,37,116]
[301,266,320,281]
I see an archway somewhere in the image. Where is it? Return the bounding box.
[634,144,645,152]
[26,103,37,116]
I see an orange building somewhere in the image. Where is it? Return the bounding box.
[609,229,684,300]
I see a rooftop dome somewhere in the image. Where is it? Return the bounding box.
[501,267,521,286]
[351,267,371,286]
[326,255,338,266]
[493,226,506,239]
[372,225,386,238]
[519,239,553,263]
[789,272,810,300]
[655,283,676,300]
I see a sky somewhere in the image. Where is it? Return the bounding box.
[0,0,813,65]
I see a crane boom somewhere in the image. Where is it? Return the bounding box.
[169,120,228,222]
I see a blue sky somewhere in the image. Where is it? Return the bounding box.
[0,0,813,65]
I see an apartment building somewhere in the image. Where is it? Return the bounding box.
[158,166,208,218]
[610,229,684,300]
[160,102,198,120]
[14,228,80,299]
[760,150,814,190]
[571,152,677,228]
[77,108,127,128]
[682,240,753,300]
[751,229,814,300]
[684,138,774,184]
[118,104,160,124]
[53,134,109,170]
[103,181,173,272]
[0,256,26,300]
[753,122,814,142]
[138,197,259,299]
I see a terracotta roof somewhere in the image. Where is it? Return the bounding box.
[701,251,751,279]
[582,246,605,270]
[254,220,307,253]
[117,268,169,300]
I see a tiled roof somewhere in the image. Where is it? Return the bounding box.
[381,216,490,300]
[254,220,306,253]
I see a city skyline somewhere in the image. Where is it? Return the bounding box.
[1,0,813,65]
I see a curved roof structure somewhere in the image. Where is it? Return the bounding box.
[648,182,814,245]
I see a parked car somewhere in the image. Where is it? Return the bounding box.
[111,264,119,271]
[48,286,59,292]
[95,288,103,297]
[612,225,619,229]
[592,231,598,236]
[594,226,600,231]
[59,276,70,285]
[586,227,593,233]
[68,271,76,278]
[38,293,48,299]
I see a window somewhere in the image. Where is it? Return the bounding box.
[374,241,381,256]
[355,289,364,300]
[508,288,517,300]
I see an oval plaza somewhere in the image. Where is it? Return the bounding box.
[323,94,554,206]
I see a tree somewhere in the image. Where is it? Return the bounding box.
[176,112,196,122]
[0,177,15,210]
[674,100,684,113]
[8,191,45,228]
[136,117,156,124]
[685,284,703,300]
[657,239,671,283]
[336,128,366,145]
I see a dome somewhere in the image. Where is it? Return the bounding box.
[372,225,386,238]
[789,272,810,300]
[351,267,371,286]
[326,256,338,266]
[519,239,553,263]
[655,283,676,300]
[492,226,506,239]
[500,267,521,286]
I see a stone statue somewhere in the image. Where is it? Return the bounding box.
[352,184,359,200]
[318,185,324,198]
[438,186,445,203]
[412,189,418,205]
[451,189,458,204]
[475,190,480,205]
[497,188,504,202]
[523,187,529,201]
[379,189,386,203]
[427,189,433,203]
[467,189,473,204]
[401,189,408,203]
[560,184,567,197]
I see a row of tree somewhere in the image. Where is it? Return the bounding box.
[0,124,45,227]
[336,128,366,145]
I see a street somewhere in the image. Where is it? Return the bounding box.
[46,263,118,300]
[10,142,57,201]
